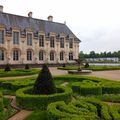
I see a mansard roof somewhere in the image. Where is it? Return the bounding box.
[0,12,80,42]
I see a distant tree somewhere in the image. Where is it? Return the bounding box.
[33,64,56,95]
[4,63,11,72]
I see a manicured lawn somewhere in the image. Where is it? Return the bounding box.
[0,68,40,77]
[58,65,120,71]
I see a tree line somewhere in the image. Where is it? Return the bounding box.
[79,51,120,58]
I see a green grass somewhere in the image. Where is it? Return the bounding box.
[24,111,48,120]
[0,68,40,77]
[58,65,120,71]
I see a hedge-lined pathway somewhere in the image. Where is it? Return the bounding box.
[4,95,32,120]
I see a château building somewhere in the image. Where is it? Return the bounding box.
[0,5,80,65]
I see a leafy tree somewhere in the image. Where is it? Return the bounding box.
[33,64,56,95]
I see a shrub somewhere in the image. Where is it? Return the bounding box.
[0,92,4,112]
[62,64,66,67]
[25,64,30,69]
[16,86,72,110]
[33,64,56,95]
[4,64,11,72]
[84,62,89,68]
[72,81,102,96]
[47,98,111,120]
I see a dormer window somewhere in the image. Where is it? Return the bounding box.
[0,30,4,44]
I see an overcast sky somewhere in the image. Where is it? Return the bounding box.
[1,0,120,53]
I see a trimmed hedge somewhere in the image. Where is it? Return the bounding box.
[47,97,112,120]
[0,77,35,91]
[0,68,40,77]
[72,80,102,96]
[16,86,72,110]
[0,92,3,112]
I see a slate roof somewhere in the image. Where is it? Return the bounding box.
[0,12,80,41]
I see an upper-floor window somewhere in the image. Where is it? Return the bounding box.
[69,38,73,48]
[39,51,44,60]
[50,51,54,61]
[13,32,19,44]
[0,50,4,60]
[27,50,32,60]
[27,33,32,46]
[60,52,64,60]
[0,30,4,44]
[50,36,55,48]
[69,52,73,60]
[60,38,64,48]
[39,35,44,47]
[13,50,19,61]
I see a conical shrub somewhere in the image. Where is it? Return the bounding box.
[25,64,29,69]
[4,63,11,72]
[33,64,56,95]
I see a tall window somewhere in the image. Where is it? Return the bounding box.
[69,52,73,60]
[27,33,32,45]
[0,30,4,44]
[50,51,54,61]
[60,38,64,48]
[0,50,4,60]
[13,32,19,44]
[13,50,19,60]
[60,52,64,61]
[27,50,32,60]
[39,35,44,47]
[39,51,44,60]
[69,38,73,48]
[50,36,55,48]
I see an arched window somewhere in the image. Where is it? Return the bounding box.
[50,51,54,61]
[27,50,32,60]
[39,51,44,60]
[13,50,19,60]
[69,52,73,60]
[60,52,64,61]
[0,50,4,60]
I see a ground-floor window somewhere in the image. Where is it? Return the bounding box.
[50,51,54,61]
[39,51,44,60]
[27,50,32,60]
[13,50,19,60]
[0,50,4,60]
[69,52,73,60]
[60,52,64,60]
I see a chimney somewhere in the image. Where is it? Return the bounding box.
[0,5,3,12]
[64,21,66,25]
[28,12,32,18]
[48,15,53,22]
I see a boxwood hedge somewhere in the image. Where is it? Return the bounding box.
[16,86,72,110]
[47,97,112,120]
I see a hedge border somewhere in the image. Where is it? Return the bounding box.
[16,86,72,110]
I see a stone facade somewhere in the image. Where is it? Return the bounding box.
[0,10,80,65]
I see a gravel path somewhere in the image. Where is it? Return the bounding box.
[4,95,32,120]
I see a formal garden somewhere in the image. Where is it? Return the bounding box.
[0,64,120,120]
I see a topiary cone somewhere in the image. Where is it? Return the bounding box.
[33,64,56,95]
